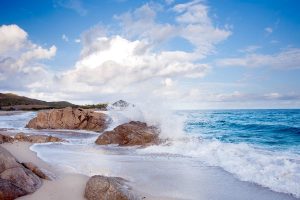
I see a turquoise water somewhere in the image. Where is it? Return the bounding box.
[184,109,300,152]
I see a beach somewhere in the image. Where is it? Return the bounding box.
[1,142,88,200]
[0,109,299,200]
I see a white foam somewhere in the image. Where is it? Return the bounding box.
[0,111,36,129]
[104,104,186,139]
[138,139,300,198]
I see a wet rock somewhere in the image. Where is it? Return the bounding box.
[22,162,54,180]
[95,121,159,146]
[14,132,65,143]
[84,175,134,200]
[0,146,42,199]
[0,134,14,144]
[26,107,108,132]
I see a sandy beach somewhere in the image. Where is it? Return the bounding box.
[1,142,89,200]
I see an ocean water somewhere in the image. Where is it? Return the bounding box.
[0,109,299,199]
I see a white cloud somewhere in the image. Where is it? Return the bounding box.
[0,24,28,54]
[114,3,176,45]
[1,1,232,107]
[59,35,209,95]
[217,48,300,69]
[62,34,69,42]
[115,1,231,57]
[0,24,56,90]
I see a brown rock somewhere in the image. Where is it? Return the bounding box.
[0,179,27,200]
[95,121,159,146]
[84,175,134,200]
[22,162,54,180]
[14,132,65,143]
[0,146,42,199]
[26,107,109,132]
[0,134,14,144]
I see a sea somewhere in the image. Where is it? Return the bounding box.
[0,108,299,200]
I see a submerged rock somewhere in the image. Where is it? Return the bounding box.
[0,146,42,199]
[95,121,159,146]
[14,133,65,143]
[84,175,134,200]
[26,107,109,132]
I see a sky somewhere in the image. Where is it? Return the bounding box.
[0,0,300,109]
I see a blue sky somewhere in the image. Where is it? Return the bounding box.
[0,0,299,108]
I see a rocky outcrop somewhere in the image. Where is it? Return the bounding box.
[84,175,134,200]
[22,162,54,180]
[95,121,159,146]
[26,107,109,132]
[0,134,14,144]
[0,133,65,144]
[0,146,42,199]
[14,133,65,143]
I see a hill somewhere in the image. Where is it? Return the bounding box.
[0,93,76,110]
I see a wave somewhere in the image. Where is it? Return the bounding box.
[138,138,300,198]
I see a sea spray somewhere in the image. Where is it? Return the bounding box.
[105,101,186,139]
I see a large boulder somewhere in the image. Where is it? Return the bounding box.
[26,107,109,132]
[95,121,159,146]
[84,175,134,200]
[0,146,42,199]
[14,132,65,143]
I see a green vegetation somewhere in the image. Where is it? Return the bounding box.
[80,103,108,110]
[0,93,76,110]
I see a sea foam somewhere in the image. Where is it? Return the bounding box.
[138,138,300,198]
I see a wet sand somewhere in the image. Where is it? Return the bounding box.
[1,142,89,200]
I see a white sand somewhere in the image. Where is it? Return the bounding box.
[1,142,89,200]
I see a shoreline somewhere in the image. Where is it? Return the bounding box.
[1,109,299,200]
[1,142,89,200]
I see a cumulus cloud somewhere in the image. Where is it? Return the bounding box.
[0,24,56,90]
[59,35,209,95]
[115,1,231,57]
[1,1,231,106]
[52,1,229,100]
[217,48,300,69]
[0,24,28,54]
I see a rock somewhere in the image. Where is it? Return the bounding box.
[108,100,134,111]
[22,162,54,180]
[0,146,42,199]
[95,121,159,146]
[0,179,27,200]
[112,100,130,108]
[84,175,134,200]
[26,107,109,132]
[0,134,14,144]
[14,132,65,143]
